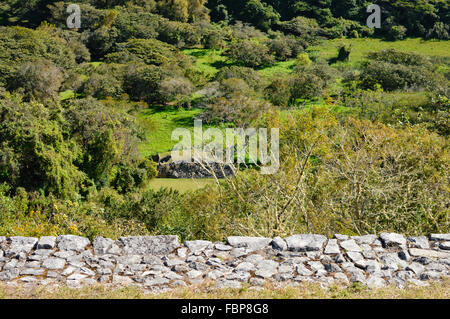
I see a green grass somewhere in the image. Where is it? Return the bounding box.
[182,48,233,77]
[148,178,215,193]
[183,47,299,78]
[59,89,75,100]
[136,106,226,156]
[137,107,203,156]
[258,59,298,77]
[308,37,450,67]
[87,61,103,68]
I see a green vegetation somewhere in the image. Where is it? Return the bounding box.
[0,1,448,244]
[137,107,203,156]
[308,38,450,67]
[148,178,215,193]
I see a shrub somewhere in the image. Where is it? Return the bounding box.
[105,38,192,70]
[426,22,450,40]
[123,63,166,104]
[367,49,432,67]
[219,78,251,98]
[81,64,125,100]
[7,59,63,101]
[0,93,84,198]
[186,108,449,239]
[159,76,194,106]
[387,25,407,40]
[337,44,351,62]
[63,97,147,189]
[224,40,275,68]
[358,49,444,91]
[229,21,266,40]
[242,0,280,31]
[0,25,77,86]
[201,93,273,127]
[359,61,438,91]
[266,36,304,61]
[214,66,266,91]
[296,53,312,66]
[275,17,321,44]
[264,77,291,107]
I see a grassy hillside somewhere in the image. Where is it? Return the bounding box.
[308,38,450,67]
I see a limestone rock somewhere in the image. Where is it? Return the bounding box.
[379,233,406,248]
[409,248,450,259]
[42,257,66,270]
[351,235,377,245]
[429,234,450,241]
[271,237,288,251]
[407,236,430,249]
[37,236,56,250]
[366,276,386,289]
[118,236,179,255]
[284,234,327,252]
[184,240,212,253]
[57,235,90,252]
[227,236,272,251]
[324,239,340,255]
[7,237,38,254]
[340,239,362,252]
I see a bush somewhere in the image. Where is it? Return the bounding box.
[229,21,266,40]
[63,97,149,190]
[7,59,63,101]
[201,93,273,127]
[185,108,449,239]
[123,63,166,104]
[387,25,407,41]
[81,64,125,100]
[344,90,450,137]
[0,25,77,86]
[275,17,321,44]
[224,40,275,68]
[159,76,194,106]
[0,93,84,198]
[358,49,444,91]
[359,61,438,91]
[296,53,312,66]
[214,66,266,91]
[266,36,304,61]
[264,77,291,107]
[242,0,280,31]
[105,38,192,70]
[337,44,351,62]
[367,49,432,67]
[426,22,450,40]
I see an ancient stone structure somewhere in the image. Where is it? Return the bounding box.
[157,160,235,178]
[0,233,449,291]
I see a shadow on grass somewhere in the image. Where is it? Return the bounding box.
[209,60,240,69]
[185,50,209,58]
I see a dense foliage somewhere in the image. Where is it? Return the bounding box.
[0,1,448,240]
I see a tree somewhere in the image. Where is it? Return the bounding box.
[7,59,63,101]
[123,63,166,104]
[0,92,84,198]
[224,40,275,68]
[157,0,189,22]
[242,0,280,31]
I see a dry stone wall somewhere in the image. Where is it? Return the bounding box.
[1,233,449,291]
